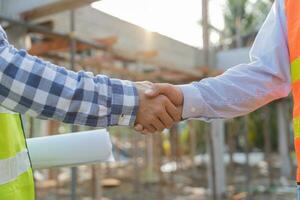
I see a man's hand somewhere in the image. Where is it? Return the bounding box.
[134,82,181,134]
[135,83,183,134]
[145,83,183,106]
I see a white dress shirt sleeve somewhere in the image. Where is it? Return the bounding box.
[179,0,291,120]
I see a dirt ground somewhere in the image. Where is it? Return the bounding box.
[36,163,298,200]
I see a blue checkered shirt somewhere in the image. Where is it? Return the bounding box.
[0,26,139,127]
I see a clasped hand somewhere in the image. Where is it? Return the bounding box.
[134,81,183,134]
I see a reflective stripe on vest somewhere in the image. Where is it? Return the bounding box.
[285,0,300,183]
[0,107,34,199]
[0,149,31,185]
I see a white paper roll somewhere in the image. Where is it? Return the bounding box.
[27,129,114,170]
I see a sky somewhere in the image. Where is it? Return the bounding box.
[91,0,225,48]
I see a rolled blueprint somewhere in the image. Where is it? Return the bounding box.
[27,129,114,170]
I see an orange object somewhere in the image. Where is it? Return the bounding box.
[286,0,300,61]
[286,0,300,183]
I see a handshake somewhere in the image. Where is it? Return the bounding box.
[134,81,183,134]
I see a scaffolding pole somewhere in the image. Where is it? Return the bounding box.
[202,0,210,67]
[69,10,78,200]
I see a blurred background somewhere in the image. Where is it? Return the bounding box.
[1,0,296,199]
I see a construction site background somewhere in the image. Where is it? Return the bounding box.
[1,0,296,200]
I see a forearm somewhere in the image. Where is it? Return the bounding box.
[179,61,291,120]
[0,42,138,127]
[179,0,291,120]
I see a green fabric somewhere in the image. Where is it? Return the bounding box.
[294,118,300,138]
[0,113,35,200]
[291,58,300,83]
[0,114,26,159]
[0,169,34,200]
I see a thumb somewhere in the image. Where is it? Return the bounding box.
[144,86,160,97]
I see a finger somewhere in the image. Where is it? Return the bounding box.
[143,81,154,87]
[140,81,154,90]
[145,87,159,97]
[164,99,181,122]
[145,84,182,106]
[136,126,151,135]
[162,85,183,106]
[141,130,148,134]
[140,128,149,134]
[158,109,174,129]
[145,125,156,133]
[177,105,183,119]
[151,118,165,132]
[142,129,154,135]
[134,124,144,132]
[144,83,168,97]
[144,83,168,95]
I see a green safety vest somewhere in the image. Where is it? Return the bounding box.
[0,107,34,199]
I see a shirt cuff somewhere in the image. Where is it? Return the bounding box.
[178,84,206,119]
[109,79,139,126]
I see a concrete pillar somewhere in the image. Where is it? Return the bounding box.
[207,120,226,200]
[276,101,292,179]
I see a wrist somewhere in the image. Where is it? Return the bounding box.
[109,79,139,126]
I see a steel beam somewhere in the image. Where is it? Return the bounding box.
[0,15,106,50]
[22,0,99,21]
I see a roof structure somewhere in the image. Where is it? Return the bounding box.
[0,0,248,83]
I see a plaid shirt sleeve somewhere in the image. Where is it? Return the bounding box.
[0,26,139,127]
